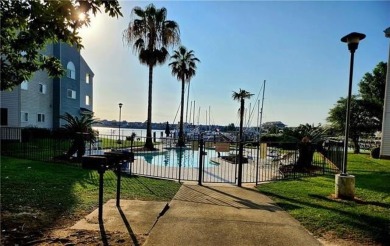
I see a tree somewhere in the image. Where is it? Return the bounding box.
[232,89,254,141]
[327,96,379,153]
[232,89,253,187]
[283,123,328,144]
[165,121,170,137]
[59,113,97,160]
[225,123,236,132]
[358,61,387,124]
[169,46,200,147]
[1,0,122,91]
[123,4,180,150]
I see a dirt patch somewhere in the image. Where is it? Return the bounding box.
[1,211,145,245]
[318,231,382,246]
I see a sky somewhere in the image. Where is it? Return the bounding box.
[79,1,390,128]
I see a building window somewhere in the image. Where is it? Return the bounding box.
[67,89,76,99]
[21,112,28,122]
[86,73,90,84]
[66,61,76,79]
[37,113,45,123]
[1,108,8,125]
[86,95,90,105]
[21,81,28,90]
[39,83,46,94]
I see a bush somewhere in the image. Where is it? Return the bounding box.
[21,127,51,141]
[371,147,380,159]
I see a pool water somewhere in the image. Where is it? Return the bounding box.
[137,148,233,167]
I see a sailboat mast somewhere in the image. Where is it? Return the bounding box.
[257,99,260,132]
[185,82,191,124]
[197,106,200,126]
[209,106,211,131]
[259,80,266,140]
[193,101,196,126]
[205,110,208,128]
[189,101,193,126]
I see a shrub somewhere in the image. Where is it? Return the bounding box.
[371,147,380,159]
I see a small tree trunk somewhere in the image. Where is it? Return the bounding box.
[352,136,360,154]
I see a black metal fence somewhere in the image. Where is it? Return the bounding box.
[1,127,72,162]
[1,127,342,184]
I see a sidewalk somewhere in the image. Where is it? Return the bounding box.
[69,183,322,245]
[144,184,322,246]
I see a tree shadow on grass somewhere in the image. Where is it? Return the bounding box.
[1,158,93,245]
[260,190,390,244]
[309,194,390,209]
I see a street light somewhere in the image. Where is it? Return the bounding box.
[335,32,365,200]
[118,103,123,144]
[340,32,365,175]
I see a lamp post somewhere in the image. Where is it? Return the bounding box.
[380,27,390,159]
[340,32,366,175]
[118,103,123,144]
[335,32,365,199]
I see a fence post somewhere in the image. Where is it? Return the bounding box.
[178,145,182,183]
[237,142,243,187]
[198,137,204,186]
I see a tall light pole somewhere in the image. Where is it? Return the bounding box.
[118,103,123,144]
[380,27,390,159]
[340,32,366,175]
[335,32,365,200]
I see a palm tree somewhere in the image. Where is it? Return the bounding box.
[123,4,180,150]
[59,113,97,160]
[232,89,254,142]
[169,46,200,147]
[232,89,253,187]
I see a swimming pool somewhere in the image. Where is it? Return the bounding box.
[136,147,233,167]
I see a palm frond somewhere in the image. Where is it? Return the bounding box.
[169,45,200,83]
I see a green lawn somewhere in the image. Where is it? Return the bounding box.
[98,137,145,149]
[257,153,390,245]
[1,156,181,242]
[1,138,70,160]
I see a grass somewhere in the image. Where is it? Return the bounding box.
[1,138,70,160]
[1,156,181,243]
[257,153,390,245]
[99,137,144,149]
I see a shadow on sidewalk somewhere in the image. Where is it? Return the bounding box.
[174,184,282,212]
[117,206,140,246]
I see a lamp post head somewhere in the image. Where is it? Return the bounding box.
[341,32,366,53]
[119,103,123,109]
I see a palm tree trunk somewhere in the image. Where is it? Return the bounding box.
[238,98,244,187]
[239,98,244,141]
[145,65,155,150]
[178,77,185,147]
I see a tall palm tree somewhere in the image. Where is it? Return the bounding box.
[169,46,200,147]
[232,89,253,187]
[59,113,97,160]
[232,89,254,142]
[123,4,180,150]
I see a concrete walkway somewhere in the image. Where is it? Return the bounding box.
[144,184,321,246]
[70,184,322,245]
